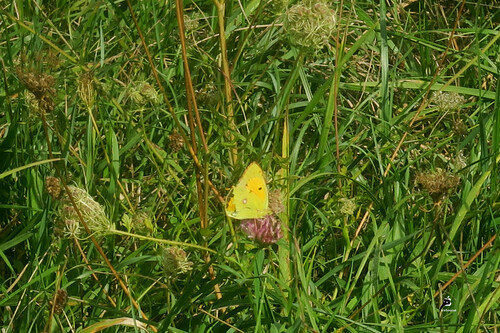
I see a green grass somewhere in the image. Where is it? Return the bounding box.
[1,0,499,332]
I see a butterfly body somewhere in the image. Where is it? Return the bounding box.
[225,162,271,219]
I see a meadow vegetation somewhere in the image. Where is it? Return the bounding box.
[0,0,499,332]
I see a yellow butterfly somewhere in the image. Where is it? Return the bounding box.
[225,162,272,220]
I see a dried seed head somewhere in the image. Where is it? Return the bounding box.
[63,218,81,239]
[284,0,336,52]
[196,83,218,107]
[16,67,55,112]
[50,289,68,315]
[431,91,466,112]
[452,119,467,137]
[131,211,154,235]
[25,91,43,115]
[38,94,55,112]
[168,130,184,152]
[269,189,285,215]
[59,186,112,237]
[78,72,96,109]
[161,247,193,277]
[339,198,356,215]
[265,0,289,17]
[184,13,201,31]
[415,169,460,201]
[127,81,160,105]
[45,177,61,200]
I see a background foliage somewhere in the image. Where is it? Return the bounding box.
[1,0,499,332]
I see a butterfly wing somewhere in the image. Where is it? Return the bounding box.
[225,162,270,219]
